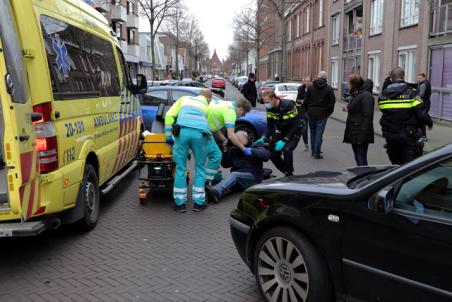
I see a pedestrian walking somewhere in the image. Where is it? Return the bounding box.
[416,73,432,140]
[296,76,312,151]
[256,90,301,176]
[378,67,433,165]
[205,131,271,203]
[240,73,258,107]
[343,75,375,166]
[304,71,336,159]
[165,89,212,213]
[205,98,252,185]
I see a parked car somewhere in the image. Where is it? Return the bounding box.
[174,80,225,98]
[230,144,452,302]
[274,83,302,102]
[212,77,226,89]
[141,86,266,141]
[258,81,279,103]
[237,76,248,90]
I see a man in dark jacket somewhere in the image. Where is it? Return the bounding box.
[256,90,301,176]
[304,71,336,159]
[296,76,312,151]
[416,73,432,139]
[241,73,258,107]
[206,131,271,203]
[379,67,433,165]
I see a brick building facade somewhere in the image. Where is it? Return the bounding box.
[287,0,328,81]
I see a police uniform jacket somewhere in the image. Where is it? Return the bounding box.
[378,80,433,137]
[264,99,301,142]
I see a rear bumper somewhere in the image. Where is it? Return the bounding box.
[0,219,54,237]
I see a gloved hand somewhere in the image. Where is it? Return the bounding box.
[243,147,253,157]
[255,137,266,144]
[166,137,174,147]
[274,140,286,152]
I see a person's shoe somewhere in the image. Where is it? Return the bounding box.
[205,184,221,204]
[304,144,309,152]
[313,154,324,159]
[193,203,208,212]
[284,171,294,177]
[173,204,186,213]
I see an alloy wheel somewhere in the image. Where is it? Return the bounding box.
[257,236,309,302]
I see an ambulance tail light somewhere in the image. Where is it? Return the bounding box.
[33,102,58,173]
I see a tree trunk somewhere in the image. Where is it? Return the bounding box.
[280,1,287,82]
[150,28,156,80]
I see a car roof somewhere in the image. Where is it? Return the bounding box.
[148,86,202,93]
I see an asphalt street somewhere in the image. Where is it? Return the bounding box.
[0,81,390,302]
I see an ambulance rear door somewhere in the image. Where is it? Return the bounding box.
[0,1,41,222]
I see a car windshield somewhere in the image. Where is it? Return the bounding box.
[278,84,299,92]
[347,167,398,189]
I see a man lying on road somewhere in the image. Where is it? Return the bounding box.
[205,131,271,203]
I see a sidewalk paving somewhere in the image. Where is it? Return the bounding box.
[330,100,452,152]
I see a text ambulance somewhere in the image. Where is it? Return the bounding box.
[0,0,146,236]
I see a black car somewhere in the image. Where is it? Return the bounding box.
[230,144,452,302]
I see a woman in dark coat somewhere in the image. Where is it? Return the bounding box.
[343,74,375,166]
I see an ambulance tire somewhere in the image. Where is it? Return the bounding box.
[76,164,100,231]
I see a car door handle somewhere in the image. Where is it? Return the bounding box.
[19,134,30,141]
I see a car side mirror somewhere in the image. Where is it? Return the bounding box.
[369,186,395,213]
[133,74,147,95]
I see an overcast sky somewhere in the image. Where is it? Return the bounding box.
[139,0,248,61]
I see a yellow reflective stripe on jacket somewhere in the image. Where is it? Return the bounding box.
[378,98,422,110]
[267,107,298,120]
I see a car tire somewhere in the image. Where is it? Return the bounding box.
[254,227,332,302]
[235,123,258,143]
[76,164,100,231]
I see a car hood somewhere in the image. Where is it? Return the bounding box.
[250,166,394,195]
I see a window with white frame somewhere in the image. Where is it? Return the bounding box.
[368,52,381,93]
[401,0,419,27]
[296,14,300,38]
[370,0,384,35]
[331,58,339,88]
[319,0,324,27]
[332,14,340,45]
[398,48,416,83]
[288,19,292,41]
[305,6,310,33]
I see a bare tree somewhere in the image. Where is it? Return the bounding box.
[233,0,268,79]
[259,0,298,81]
[164,3,186,79]
[138,0,180,79]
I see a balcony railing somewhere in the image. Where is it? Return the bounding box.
[431,4,452,35]
[111,4,127,22]
[343,35,362,52]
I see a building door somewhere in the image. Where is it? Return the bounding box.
[429,46,452,121]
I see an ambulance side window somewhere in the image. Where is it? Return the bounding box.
[0,1,29,103]
[116,48,133,92]
[40,15,121,100]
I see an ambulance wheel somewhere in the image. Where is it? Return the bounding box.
[76,164,100,231]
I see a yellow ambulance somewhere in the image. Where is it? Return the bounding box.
[0,0,146,236]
